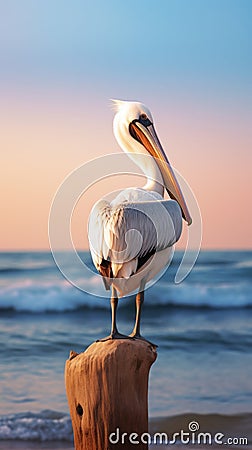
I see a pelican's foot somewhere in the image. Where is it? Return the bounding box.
[97,331,133,342]
[129,332,158,348]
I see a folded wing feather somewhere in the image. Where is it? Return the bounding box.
[88,199,182,282]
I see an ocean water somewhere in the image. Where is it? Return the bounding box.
[0,250,252,444]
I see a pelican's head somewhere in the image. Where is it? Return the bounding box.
[112,99,192,225]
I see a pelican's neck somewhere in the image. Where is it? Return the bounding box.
[141,158,164,195]
[114,117,164,196]
[124,148,165,196]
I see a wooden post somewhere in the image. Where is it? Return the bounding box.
[65,339,157,450]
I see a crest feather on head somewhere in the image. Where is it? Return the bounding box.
[110,99,127,112]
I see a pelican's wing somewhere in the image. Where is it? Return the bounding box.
[88,199,182,283]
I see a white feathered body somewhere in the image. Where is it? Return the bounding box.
[88,187,182,297]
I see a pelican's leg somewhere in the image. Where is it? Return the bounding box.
[129,284,157,347]
[97,286,132,342]
[129,289,144,338]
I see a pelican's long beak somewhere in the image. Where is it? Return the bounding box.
[129,120,192,225]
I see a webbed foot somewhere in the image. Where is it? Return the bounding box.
[129,332,158,348]
[97,331,134,342]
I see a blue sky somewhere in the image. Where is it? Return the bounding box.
[1,0,251,249]
[1,0,251,95]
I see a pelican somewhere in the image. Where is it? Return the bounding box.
[88,100,192,344]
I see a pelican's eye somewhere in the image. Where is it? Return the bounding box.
[138,113,152,127]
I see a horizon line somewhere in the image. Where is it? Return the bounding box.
[1,248,252,253]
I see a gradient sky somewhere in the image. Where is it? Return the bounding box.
[1,0,251,250]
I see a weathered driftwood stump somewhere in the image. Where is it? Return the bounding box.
[65,339,157,450]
